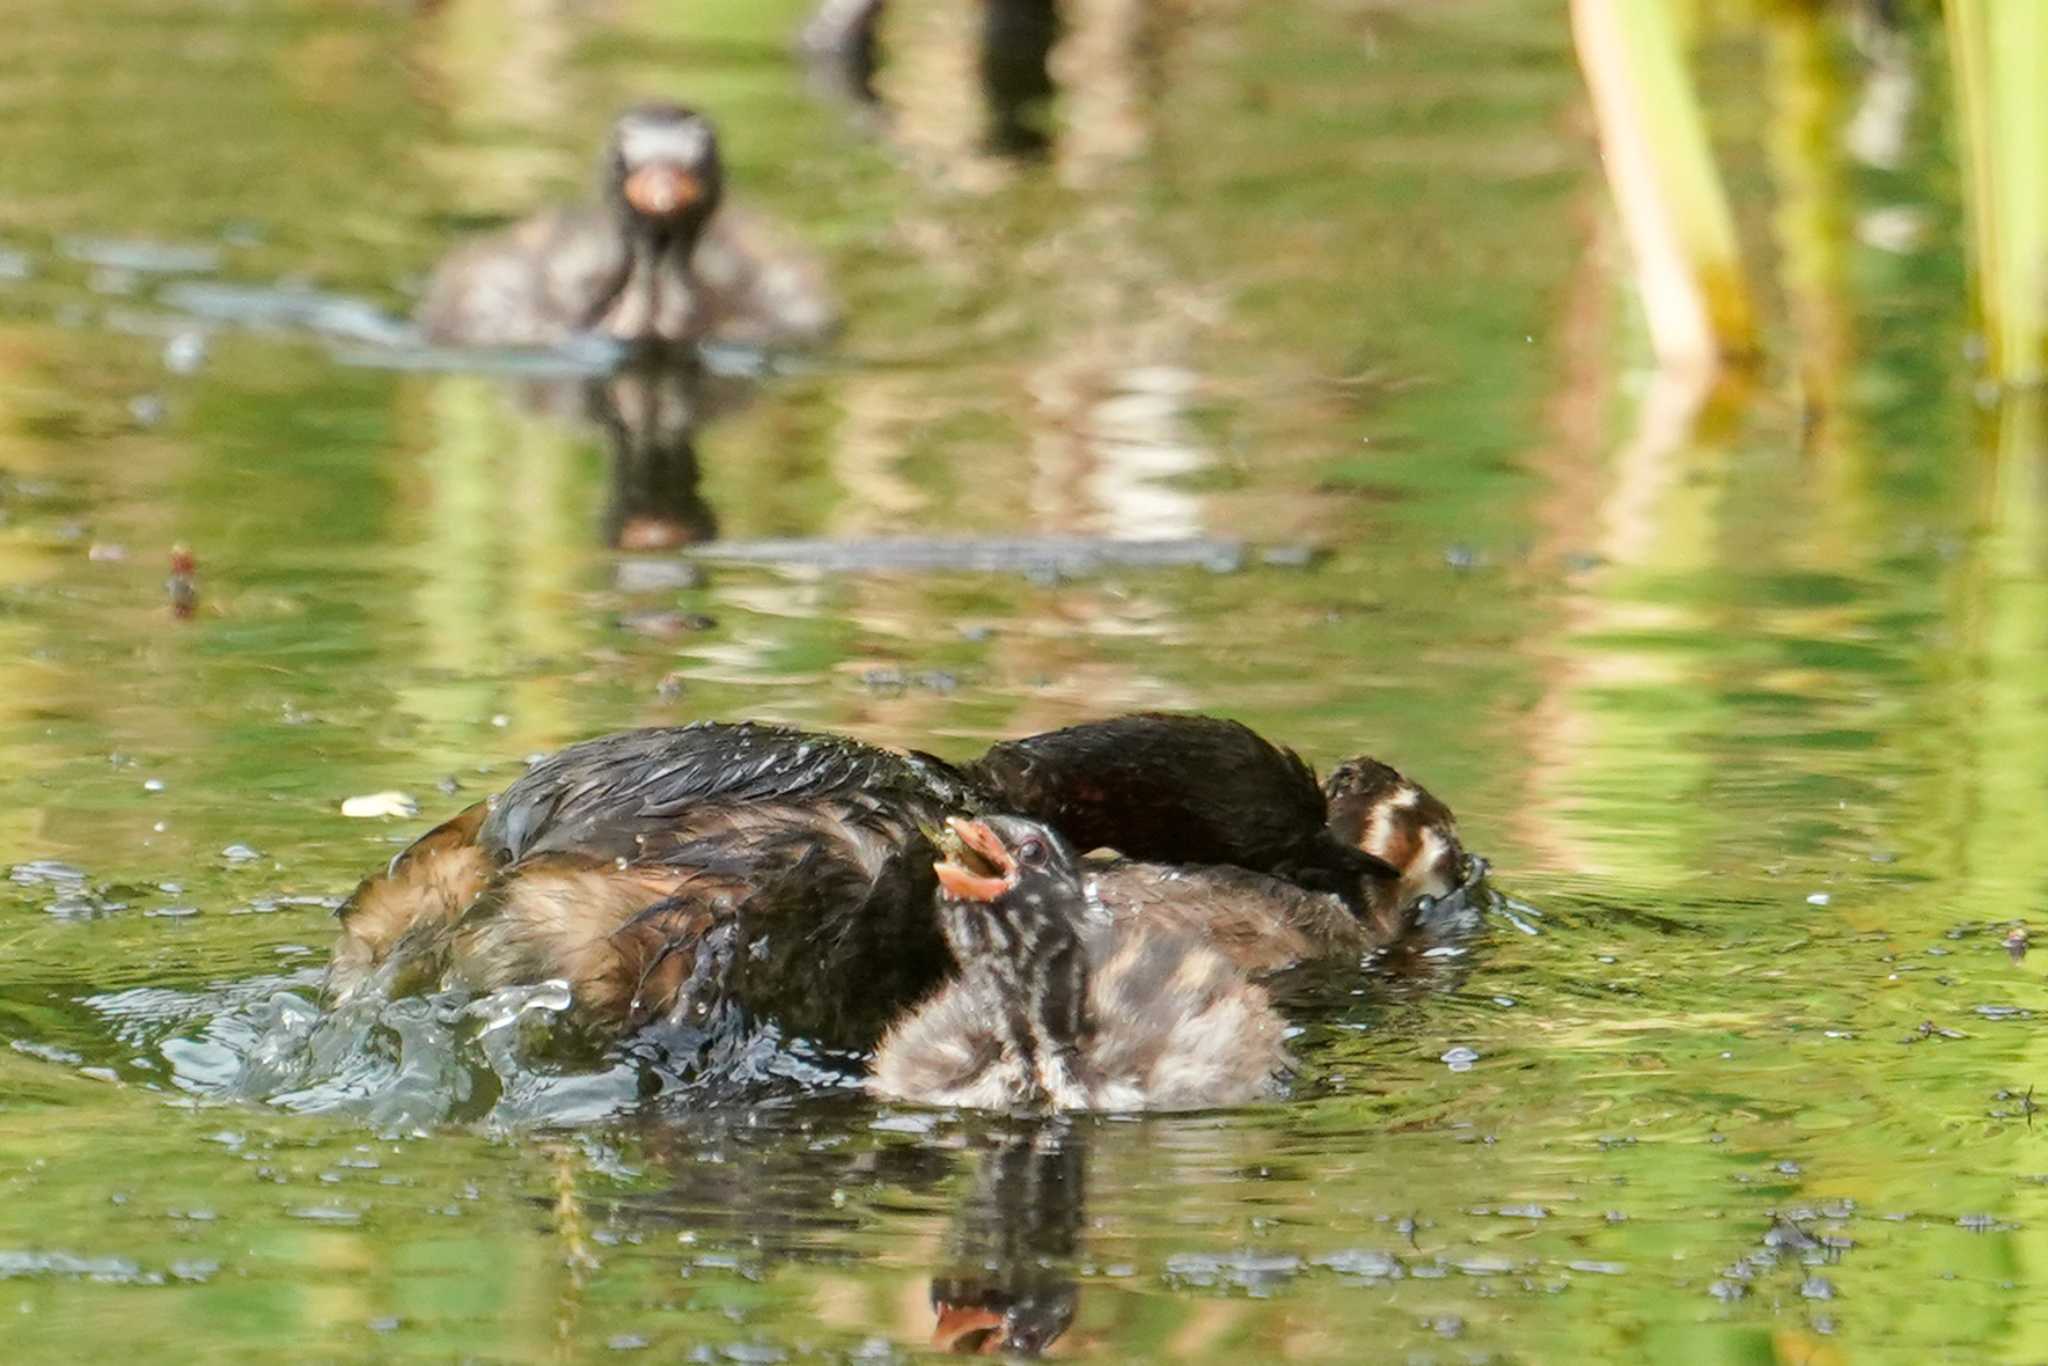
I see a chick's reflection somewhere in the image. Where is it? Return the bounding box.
[930,1123,1084,1356]
[585,360,730,551]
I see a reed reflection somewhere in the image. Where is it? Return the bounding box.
[384,349,746,775]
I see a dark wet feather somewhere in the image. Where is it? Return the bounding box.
[964,713,1393,893]
[480,722,980,865]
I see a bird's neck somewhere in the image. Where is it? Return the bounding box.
[589,215,710,339]
[953,919,1095,1095]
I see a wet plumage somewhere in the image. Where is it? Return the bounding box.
[332,723,979,1050]
[327,714,1469,1056]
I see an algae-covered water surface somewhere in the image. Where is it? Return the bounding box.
[2,1,2042,1360]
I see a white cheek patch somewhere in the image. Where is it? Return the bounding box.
[621,120,709,168]
[1412,827,1454,897]
[1361,784,1422,860]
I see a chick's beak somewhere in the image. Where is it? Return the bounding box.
[931,1303,1009,1354]
[933,816,1015,902]
[623,163,702,217]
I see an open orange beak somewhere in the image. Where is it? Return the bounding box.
[933,817,1015,902]
[931,1302,1009,1354]
[622,163,702,217]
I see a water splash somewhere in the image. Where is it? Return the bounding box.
[80,966,867,1133]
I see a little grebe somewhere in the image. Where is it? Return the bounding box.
[868,817,1292,1112]
[326,715,1466,1050]
[417,103,835,349]
[971,714,1468,964]
[968,714,1460,912]
[329,722,979,1050]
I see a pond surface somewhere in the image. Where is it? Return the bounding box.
[2,0,2043,1360]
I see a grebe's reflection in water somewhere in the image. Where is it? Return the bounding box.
[583,356,739,553]
[928,1121,1084,1355]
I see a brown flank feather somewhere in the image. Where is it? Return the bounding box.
[328,802,492,1001]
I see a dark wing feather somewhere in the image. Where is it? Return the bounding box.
[480,722,979,864]
[604,812,952,1050]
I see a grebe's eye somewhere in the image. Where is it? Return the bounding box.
[1017,838,1046,865]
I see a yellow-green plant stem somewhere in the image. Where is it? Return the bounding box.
[1948,0,2048,384]
[1572,0,1757,374]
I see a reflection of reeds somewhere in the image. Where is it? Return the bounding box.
[1765,1,1853,432]
[1571,0,1755,374]
[413,0,578,209]
[550,1139,597,1355]
[0,482,70,853]
[1952,392,2048,894]
[879,0,1013,190]
[1054,0,1155,185]
[399,375,585,768]
[1947,1,2048,384]
[1536,366,1734,885]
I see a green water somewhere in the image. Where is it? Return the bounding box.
[1,0,2041,1359]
